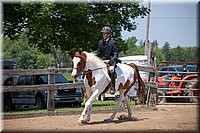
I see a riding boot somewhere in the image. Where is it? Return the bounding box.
[110,71,116,94]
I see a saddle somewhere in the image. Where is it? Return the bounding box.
[100,61,118,94]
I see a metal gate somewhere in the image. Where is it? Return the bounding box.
[157,62,199,105]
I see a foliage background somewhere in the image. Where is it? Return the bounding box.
[3,35,198,69]
[2,2,198,69]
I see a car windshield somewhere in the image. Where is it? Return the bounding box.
[176,67,183,72]
[158,65,197,77]
[158,67,167,76]
[187,66,197,72]
[176,65,197,72]
[55,74,68,83]
[39,74,68,84]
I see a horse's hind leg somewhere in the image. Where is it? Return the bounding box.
[104,89,124,122]
[124,96,132,119]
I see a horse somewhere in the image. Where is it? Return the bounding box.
[71,51,146,124]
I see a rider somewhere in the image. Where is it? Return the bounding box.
[95,26,119,94]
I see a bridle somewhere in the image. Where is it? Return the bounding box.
[73,51,109,76]
[73,66,107,75]
[84,67,107,74]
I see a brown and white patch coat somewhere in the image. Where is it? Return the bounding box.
[71,51,146,124]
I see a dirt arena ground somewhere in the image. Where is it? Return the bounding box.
[2,105,199,132]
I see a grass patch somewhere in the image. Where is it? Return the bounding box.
[63,73,73,81]
[3,100,136,115]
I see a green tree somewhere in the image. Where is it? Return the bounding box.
[119,36,137,56]
[156,48,165,64]
[153,40,165,64]
[119,36,145,56]
[3,34,54,69]
[162,42,171,61]
[3,2,148,67]
[3,4,27,40]
[182,47,198,62]
[170,45,185,62]
[170,46,198,62]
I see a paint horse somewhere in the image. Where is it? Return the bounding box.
[71,51,146,124]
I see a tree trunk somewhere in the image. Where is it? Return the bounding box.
[50,43,66,68]
[50,43,60,68]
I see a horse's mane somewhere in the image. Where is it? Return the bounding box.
[83,51,106,67]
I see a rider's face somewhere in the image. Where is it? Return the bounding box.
[102,32,110,40]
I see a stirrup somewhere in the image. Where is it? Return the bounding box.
[109,66,115,73]
[110,87,115,94]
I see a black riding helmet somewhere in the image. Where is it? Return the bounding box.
[101,26,112,33]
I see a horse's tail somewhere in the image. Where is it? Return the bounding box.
[128,63,146,103]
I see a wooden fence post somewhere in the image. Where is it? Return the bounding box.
[47,68,55,112]
[146,42,157,107]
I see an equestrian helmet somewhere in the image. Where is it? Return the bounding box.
[101,26,112,33]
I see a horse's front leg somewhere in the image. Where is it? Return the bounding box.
[78,103,92,124]
[78,88,100,124]
[85,104,92,122]
[78,106,87,123]
[78,79,92,124]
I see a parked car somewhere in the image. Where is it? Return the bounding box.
[158,65,197,88]
[3,74,83,111]
[158,64,198,103]
[2,60,18,111]
[1,60,17,69]
[2,60,18,86]
[158,65,197,77]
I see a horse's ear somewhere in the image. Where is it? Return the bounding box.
[78,49,82,55]
[81,52,87,60]
[71,48,76,56]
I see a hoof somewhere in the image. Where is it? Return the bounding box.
[117,114,126,120]
[117,114,134,120]
[127,116,134,120]
[78,120,87,126]
[104,118,113,122]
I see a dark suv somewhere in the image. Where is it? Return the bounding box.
[4,74,83,111]
[158,65,197,77]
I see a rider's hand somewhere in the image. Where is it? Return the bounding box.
[108,59,114,66]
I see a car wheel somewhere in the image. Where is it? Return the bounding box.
[115,95,120,102]
[76,102,82,108]
[73,102,82,108]
[36,96,46,109]
[100,94,106,101]
[78,102,82,107]
[4,97,14,112]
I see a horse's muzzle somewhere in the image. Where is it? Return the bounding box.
[71,73,78,78]
[71,68,78,78]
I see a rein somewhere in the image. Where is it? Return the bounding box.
[72,66,107,75]
[84,67,107,74]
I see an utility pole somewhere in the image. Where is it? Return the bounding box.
[145,0,151,55]
[144,0,157,108]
